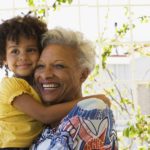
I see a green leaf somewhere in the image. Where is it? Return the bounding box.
[26,0,35,7]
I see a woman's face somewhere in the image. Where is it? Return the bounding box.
[34,44,87,105]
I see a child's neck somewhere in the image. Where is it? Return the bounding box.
[14,74,34,86]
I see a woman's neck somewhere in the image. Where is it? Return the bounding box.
[49,92,83,128]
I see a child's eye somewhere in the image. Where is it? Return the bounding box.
[11,49,19,54]
[27,48,38,53]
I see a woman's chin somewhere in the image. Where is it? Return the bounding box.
[42,96,60,105]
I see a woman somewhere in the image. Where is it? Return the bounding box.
[31,27,118,149]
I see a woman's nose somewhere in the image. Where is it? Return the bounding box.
[41,67,54,79]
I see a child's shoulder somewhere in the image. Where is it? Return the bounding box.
[1,76,25,81]
[0,76,29,87]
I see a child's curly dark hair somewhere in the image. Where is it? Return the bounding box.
[0,12,48,68]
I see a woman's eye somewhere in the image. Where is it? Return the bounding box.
[54,64,65,69]
[35,64,44,70]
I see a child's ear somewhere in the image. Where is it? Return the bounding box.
[80,68,90,83]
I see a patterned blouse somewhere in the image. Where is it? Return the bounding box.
[31,98,118,150]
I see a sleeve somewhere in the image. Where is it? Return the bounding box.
[57,98,118,150]
[0,77,33,104]
[31,98,118,150]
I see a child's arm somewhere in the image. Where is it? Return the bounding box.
[12,93,111,124]
[12,93,78,124]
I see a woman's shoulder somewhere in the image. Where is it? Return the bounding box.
[77,97,108,110]
[78,94,111,107]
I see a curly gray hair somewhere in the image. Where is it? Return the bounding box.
[41,27,96,73]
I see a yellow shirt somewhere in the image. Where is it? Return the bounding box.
[0,77,43,148]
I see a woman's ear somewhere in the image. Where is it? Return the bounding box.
[3,59,8,65]
[80,68,90,83]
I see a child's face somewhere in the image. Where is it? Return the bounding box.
[5,36,40,77]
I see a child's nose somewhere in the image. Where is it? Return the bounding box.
[19,52,28,60]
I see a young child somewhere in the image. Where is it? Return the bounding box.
[0,14,78,149]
